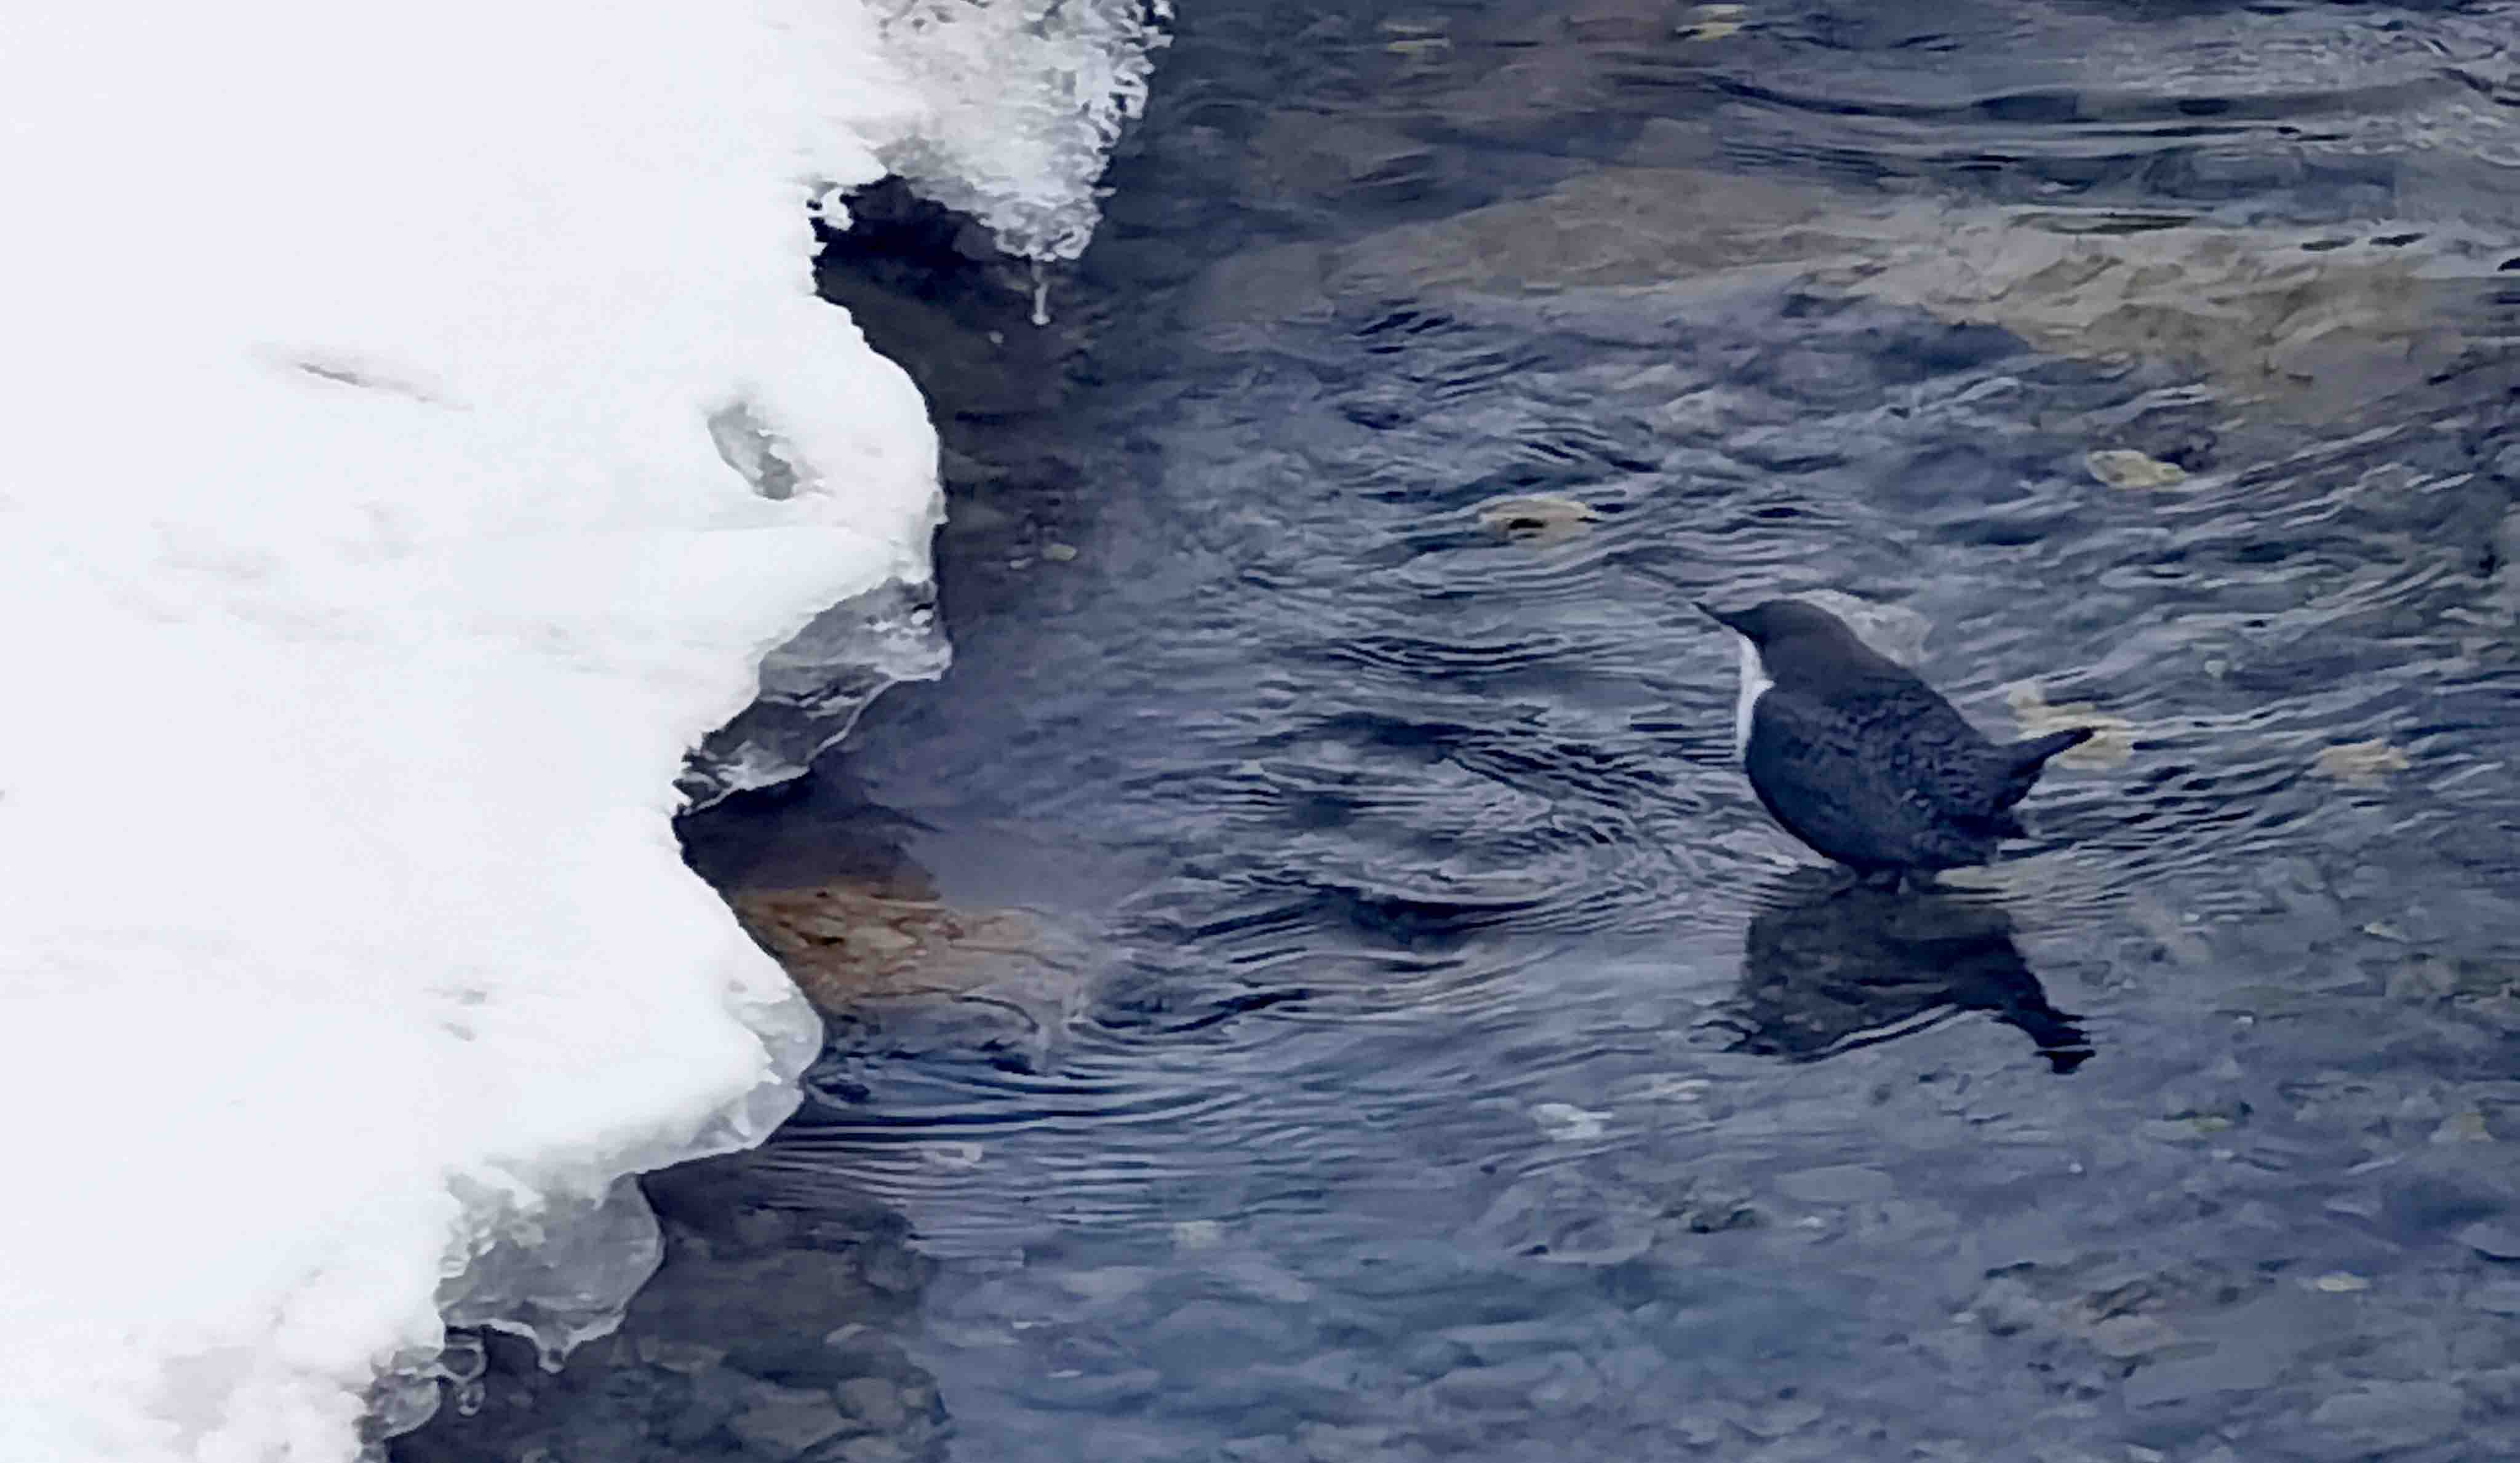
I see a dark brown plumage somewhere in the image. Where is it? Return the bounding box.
[1701,599,2090,877]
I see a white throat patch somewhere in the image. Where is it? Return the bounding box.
[1731,634,1773,759]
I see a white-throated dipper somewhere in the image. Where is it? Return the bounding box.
[1700,598,2092,881]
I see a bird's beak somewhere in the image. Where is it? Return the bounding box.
[1694,601,1744,634]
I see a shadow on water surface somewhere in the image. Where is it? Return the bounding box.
[1721,867,2094,1072]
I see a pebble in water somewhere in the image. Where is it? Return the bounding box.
[1171,1220,1226,1250]
[2086,448,2191,488]
[1475,493,1600,543]
[1678,4,1747,42]
[1529,1101,1611,1142]
[2315,738,2410,785]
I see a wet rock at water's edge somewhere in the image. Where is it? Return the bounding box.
[732,875,1096,1075]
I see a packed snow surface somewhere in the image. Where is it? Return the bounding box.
[0,0,1157,1457]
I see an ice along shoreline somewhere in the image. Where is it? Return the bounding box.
[0,1,1162,1458]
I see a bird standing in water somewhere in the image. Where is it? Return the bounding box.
[1701,599,2091,885]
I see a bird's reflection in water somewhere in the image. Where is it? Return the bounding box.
[1722,869,2093,1074]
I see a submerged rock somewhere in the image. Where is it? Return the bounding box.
[1477,494,1601,542]
[728,1384,849,1456]
[2304,1381,2466,1456]
[2084,448,2190,489]
[2315,738,2411,785]
[1678,4,1747,42]
[1467,1171,1659,1266]
[1213,162,2503,420]
[2455,1221,2520,1261]
[396,1150,946,1463]
[730,879,1093,1070]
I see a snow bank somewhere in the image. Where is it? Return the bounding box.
[0,1,1158,1459]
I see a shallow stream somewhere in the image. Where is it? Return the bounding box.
[407,1,2520,1459]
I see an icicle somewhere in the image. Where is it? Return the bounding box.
[1029,258,1051,327]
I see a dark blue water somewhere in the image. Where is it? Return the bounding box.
[462,2,2520,1460]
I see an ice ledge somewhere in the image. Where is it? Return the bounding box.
[680,577,953,811]
[361,981,824,1452]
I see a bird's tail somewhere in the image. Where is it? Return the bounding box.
[1992,727,2095,810]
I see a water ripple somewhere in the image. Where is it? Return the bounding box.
[683,2,2520,1451]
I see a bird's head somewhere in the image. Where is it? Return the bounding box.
[1694,599,1889,682]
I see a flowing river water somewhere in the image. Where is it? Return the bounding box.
[404,1,2520,1460]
